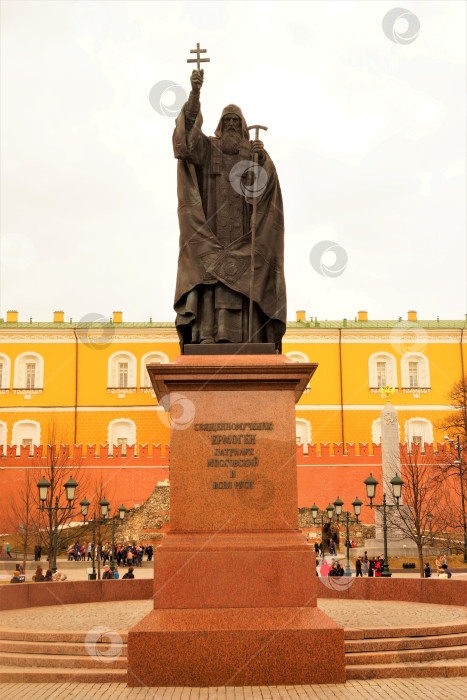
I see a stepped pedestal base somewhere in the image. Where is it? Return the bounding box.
[128,606,344,687]
[128,530,344,686]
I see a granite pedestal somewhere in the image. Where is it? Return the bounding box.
[127,354,345,686]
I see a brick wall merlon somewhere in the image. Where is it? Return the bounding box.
[0,442,455,467]
[0,443,170,466]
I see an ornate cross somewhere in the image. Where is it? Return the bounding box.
[187,43,210,71]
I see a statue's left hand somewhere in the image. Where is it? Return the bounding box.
[250,140,264,155]
[251,140,266,164]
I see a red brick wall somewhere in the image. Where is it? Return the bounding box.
[0,441,459,528]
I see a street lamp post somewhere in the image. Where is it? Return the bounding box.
[363,473,404,578]
[36,475,84,573]
[333,496,363,577]
[427,512,433,547]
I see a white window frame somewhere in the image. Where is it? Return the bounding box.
[140,351,170,388]
[286,352,311,393]
[408,361,419,388]
[368,352,397,391]
[0,353,11,391]
[405,418,433,452]
[13,352,44,391]
[376,362,387,387]
[108,418,136,456]
[0,420,7,454]
[371,418,382,445]
[118,362,129,388]
[401,353,430,391]
[296,418,311,455]
[107,352,137,389]
[26,363,36,389]
[12,420,41,456]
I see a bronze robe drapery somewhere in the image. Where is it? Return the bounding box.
[172,101,286,351]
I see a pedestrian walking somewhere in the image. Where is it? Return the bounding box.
[6,542,12,559]
[355,556,363,577]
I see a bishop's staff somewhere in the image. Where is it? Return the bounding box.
[247,124,268,343]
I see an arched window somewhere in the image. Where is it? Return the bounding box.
[371,418,382,445]
[0,421,7,454]
[401,353,430,392]
[286,351,310,363]
[12,420,41,456]
[13,352,44,391]
[296,418,311,455]
[0,353,11,391]
[108,418,136,456]
[405,418,433,452]
[286,352,311,393]
[368,352,397,391]
[140,351,169,389]
[107,351,137,390]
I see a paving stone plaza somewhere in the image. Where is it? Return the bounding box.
[0,678,466,699]
[0,599,465,632]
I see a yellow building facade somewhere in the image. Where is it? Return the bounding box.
[0,309,465,452]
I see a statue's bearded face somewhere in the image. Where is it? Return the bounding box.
[221,114,242,154]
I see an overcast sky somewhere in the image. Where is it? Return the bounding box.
[1,0,465,324]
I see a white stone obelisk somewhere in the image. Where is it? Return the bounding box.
[376,393,402,537]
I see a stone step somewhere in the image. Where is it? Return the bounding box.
[0,666,127,683]
[0,651,127,670]
[0,639,128,657]
[345,632,467,653]
[346,659,467,680]
[0,629,128,644]
[346,645,467,666]
[344,621,467,640]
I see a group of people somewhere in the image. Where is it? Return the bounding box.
[317,552,386,577]
[355,553,385,577]
[424,554,453,579]
[10,563,136,583]
[102,565,135,580]
[67,542,153,566]
[31,566,67,582]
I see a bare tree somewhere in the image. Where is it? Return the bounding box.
[81,476,117,580]
[440,375,467,443]
[388,444,441,577]
[30,424,89,565]
[7,470,35,570]
[433,444,467,559]
[438,375,467,559]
